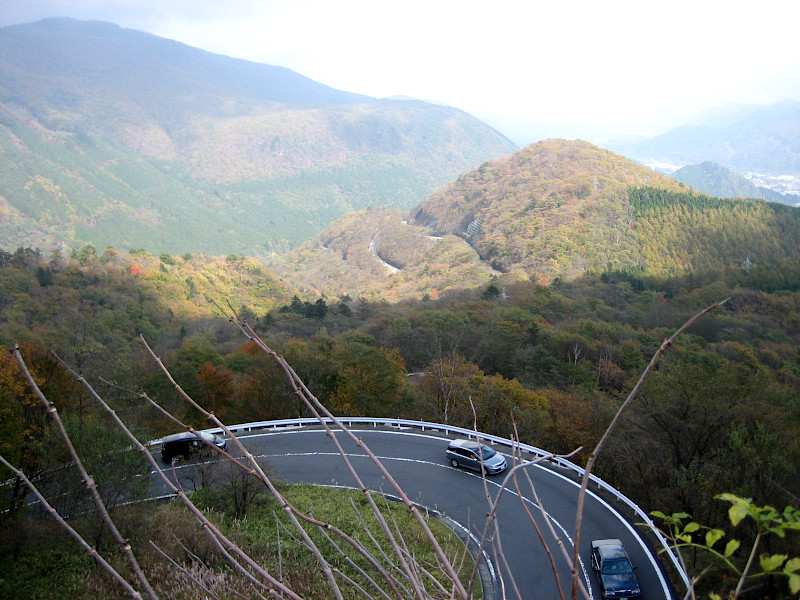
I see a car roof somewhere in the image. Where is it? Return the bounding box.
[448,439,482,451]
[592,539,628,560]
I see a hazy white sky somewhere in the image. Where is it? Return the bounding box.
[2,0,799,136]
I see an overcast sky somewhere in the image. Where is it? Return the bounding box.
[2,0,799,138]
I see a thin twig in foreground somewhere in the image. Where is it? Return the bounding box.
[569,299,728,600]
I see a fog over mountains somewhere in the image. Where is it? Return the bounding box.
[606,100,800,191]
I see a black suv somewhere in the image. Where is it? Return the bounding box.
[160,431,227,463]
[590,539,641,599]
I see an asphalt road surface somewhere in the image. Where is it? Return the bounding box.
[156,425,675,600]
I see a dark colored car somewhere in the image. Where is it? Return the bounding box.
[160,431,227,463]
[445,439,507,475]
[590,539,641,599]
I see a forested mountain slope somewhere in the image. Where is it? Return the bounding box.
[408,139,688,277]
[0,18,516,256]
[274,140,800,300]
[0,247,290,366]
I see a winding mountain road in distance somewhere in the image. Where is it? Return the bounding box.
[158,425,675,600]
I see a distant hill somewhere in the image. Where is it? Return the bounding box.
[272,140,800,300]
[670,161,800,205]
[0,18,517,256]
[607,100,800,176]
[407,140,687,278]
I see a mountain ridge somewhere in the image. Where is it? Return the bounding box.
[271,140,800,301]
[1,18,373,114]
[607,100,800,177]
[406,140,686,275]
[0,18,517,256]
[670,161,800,205]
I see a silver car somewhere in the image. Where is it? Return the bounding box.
[445,439,507,475]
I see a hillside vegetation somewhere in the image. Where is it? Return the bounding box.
[2,146,800,597]
[271,207,499,302]
[2,242,798,526]
[0,246,289,375]
[0,19,516,256]
[271,140,800,300]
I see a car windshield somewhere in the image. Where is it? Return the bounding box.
[480,446,497,460]
[602,559,632,574]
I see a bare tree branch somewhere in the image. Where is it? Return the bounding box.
[220,302,435,600]
[138,334,346,600]
[98,346,418,600]
[137,332,455,600]
[468,400,523,600]
[508,433,592,600]
[11,344,160,600]
[51,350,306,600]
[0,453,144,600]
[464,444,583,599]
[508,429,567,600]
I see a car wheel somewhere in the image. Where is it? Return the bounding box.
[450,458,459,468]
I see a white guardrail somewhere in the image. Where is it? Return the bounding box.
[195,416,689,590]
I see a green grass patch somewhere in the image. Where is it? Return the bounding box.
[191,482,479,599]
